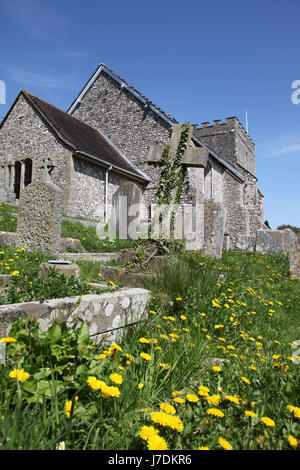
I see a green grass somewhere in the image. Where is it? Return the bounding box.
[0,250,299,450]
[0,204,18,232]
[0,204,133,253]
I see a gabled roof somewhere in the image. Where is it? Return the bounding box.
[67,63,245,182]
[1,89,150,183]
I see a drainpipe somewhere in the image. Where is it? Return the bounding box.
[105,165,112,223]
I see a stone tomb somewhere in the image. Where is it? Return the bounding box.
[0,288,151,343]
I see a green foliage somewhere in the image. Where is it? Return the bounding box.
[277,224,300,234]
[0,204,18,232]
[61,220,133,253]
[156,123,190,206]
[155,123,190,238]
[0,251,300,450]
[2,268,90,304]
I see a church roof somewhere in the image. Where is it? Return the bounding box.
[2,89,150,183]
[67,63,244,182]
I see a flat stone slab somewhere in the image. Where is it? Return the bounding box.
[61,252,121,263]
[39,262,81,279]
[98,265,154,288]
[0,288,151,342]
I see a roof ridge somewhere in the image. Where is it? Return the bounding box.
[68,63,177,124]
[20,90,149,182]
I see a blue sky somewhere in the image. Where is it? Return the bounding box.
[0,0,299,229]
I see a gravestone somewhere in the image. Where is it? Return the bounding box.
[111,180,144,240]
[203,200,225,258]
[149,123,208,250]
[290,248,300,279]
[16,157,64,255]
[256,228,297,254]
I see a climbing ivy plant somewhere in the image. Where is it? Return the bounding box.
[155,122,190,236]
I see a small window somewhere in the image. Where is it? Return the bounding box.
[24,158,32,187]
[14,161,21,199]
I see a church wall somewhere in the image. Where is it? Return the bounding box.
[70,157,145,223]
[71,72,173,209]
[0,94,69,204]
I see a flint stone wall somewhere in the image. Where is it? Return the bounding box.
[0,288,151,343]
[16,181,64,254]
[256,228,297,254]
[0,94,70,201]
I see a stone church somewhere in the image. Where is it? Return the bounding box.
[0,63,265,252]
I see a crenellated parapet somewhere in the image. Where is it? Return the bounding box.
[193,116,256,177]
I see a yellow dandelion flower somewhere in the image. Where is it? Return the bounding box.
[65,400,72,419]
[137,383,144,390]
[186,393,199,403]
[218,437,232,450]
[140,352,151,361]
[139,425,159,441]
[150,411,183,432]
[173,397,185,404]
[225,395,240,405]
[10,270,20,276]
[160,334,169,341]
[159,362,171,370]
[160,403,176,415]
[197,446,210,450]
[206,395,221,406]
[139,337,150,344]
[87,376,101,390]
[212,366,222,372]
[0,337,17,343]
[147,434,168,450]
[212,299,221,309]
[125,353,134,362]
[287,406,300,418]
[241,376,250,384]
[244,410,257,418]
[261,416,275,427]
[9,368,30,383]
[109,373,123,385]
[206,408,224,417]
[198,385,210,396]
[288,435,298,448]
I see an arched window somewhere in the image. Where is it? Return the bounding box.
[14,161,21,199]
[24,158,32,187]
